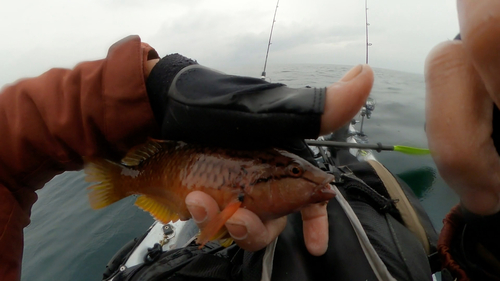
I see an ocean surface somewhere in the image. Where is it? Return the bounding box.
[21,64,459,280]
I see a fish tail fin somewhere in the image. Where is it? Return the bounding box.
[84,157,127,209]
[197,200,242,248]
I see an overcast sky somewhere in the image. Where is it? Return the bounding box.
[0,0,458,87]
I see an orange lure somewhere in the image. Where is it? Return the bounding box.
[84,140,336,246]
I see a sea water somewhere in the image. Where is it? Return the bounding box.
[21,64,459,280]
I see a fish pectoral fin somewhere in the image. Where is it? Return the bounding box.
[197,200,242,248]
[135,195,179,224]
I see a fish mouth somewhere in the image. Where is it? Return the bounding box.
[304,169,335,186]
[318,173,336,196]
[322,173,336,185]
[302,169,336,199]
[318,174,337,199]
[319,182,336,196]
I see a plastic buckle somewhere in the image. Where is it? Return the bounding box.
[335,165,354,183]
[320,164,346,184]
[144,243,163,264]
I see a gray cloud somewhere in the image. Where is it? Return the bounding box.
[0,0,459,87]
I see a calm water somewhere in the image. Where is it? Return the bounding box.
[21,64,459,280]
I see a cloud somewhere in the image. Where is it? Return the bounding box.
[0,0,459,87]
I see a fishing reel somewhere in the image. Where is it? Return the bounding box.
[310,97,378,165]
[350,97,376,138]
[362,97,376,119]
[309,123,352,167]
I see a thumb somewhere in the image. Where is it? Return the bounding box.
[320,64,374,135]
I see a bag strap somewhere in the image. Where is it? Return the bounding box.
[171,253,240,281]
[365,160,432,255]
[335,164,401,220]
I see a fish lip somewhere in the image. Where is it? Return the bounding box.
[319,174,336,196]
[321,173,336,186]
[319,183,336,196]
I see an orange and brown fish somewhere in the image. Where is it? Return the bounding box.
[84,140,336,246]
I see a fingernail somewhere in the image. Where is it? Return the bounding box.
[340,64,363,82]
[226,219,248,240]
[186,202,207,224]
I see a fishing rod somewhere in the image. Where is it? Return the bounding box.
[305,140,430,155]
[261,0,280,80]
[365,0,372,64]
[359,0,373,135]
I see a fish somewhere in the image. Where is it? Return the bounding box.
[84,139,336,246]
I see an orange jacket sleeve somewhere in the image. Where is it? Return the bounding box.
[0,35,160,280]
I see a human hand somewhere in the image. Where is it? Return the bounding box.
[181,64,374,255]
[146,55,372,148]
[425,0,500,215]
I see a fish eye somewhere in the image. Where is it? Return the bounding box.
[287,164,303,177]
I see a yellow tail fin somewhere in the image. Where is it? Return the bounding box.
[84,158,127,209]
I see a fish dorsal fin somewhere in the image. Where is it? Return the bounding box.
[121,139,164,166]
[135,195,179,224]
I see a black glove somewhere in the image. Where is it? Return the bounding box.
[146,54,326,149]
